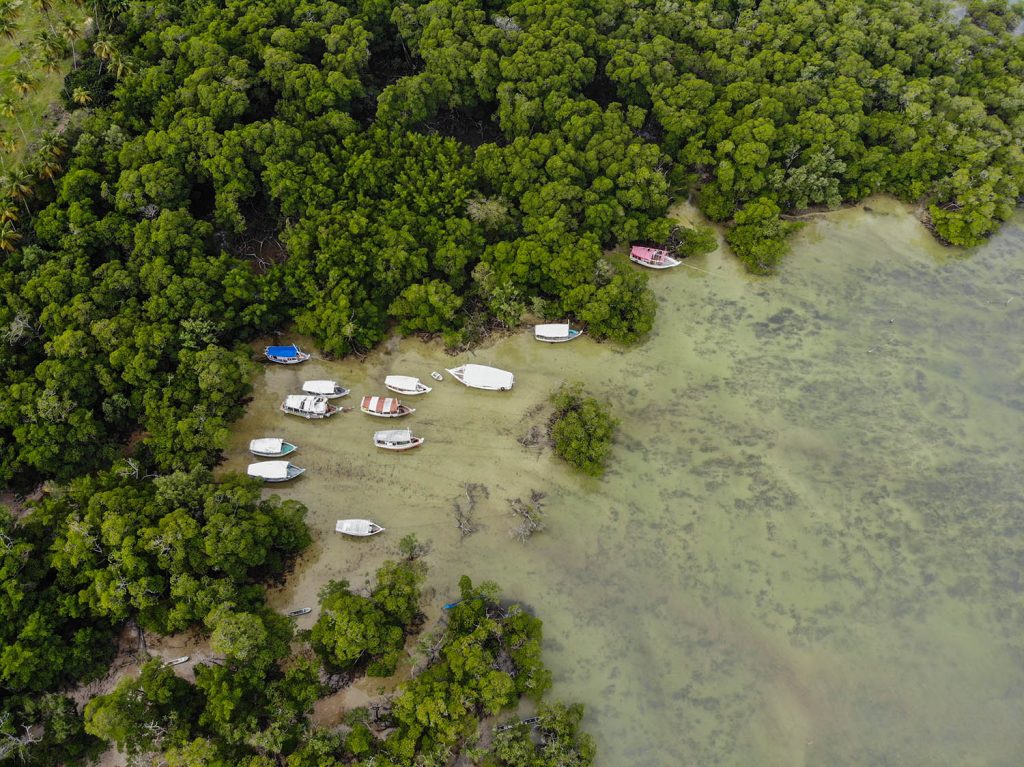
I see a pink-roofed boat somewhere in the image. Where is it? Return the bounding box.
[630,245,681,270]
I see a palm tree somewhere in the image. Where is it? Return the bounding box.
[0,16,18,39]
[111,54,133,80]
[0,198,17,223]
[11,70,36,97]
[38,132,65,162]
[35,29,67,59]
[0,220,22,253]
[2,167,36,215]
[71,86,91,106]
[92,37,113,60]
[57,16,79,68]
[0,95,28,144]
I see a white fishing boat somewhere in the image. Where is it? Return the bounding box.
[361,395,415,418]
[431,371,443,381]
[247,461,306,482]
[280,394,339,419]
[384,375,432,395]
[534,323,583,343]
[248,438,297,457]
[446,364,514,391]
[335,519,385,536]
[264,345,310,364]
[374,428,425,451]
[629,245,681,269]
[286,607,312,617]
[164,656,190,667]
[302,380,350,399]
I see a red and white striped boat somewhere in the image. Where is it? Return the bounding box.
[360,395,415,418]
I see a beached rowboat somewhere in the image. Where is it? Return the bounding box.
[431,371,443,381]
[384,375,432,395]
[302,380,350,399]
[280,395,339,419]
[286,607,312,617]
[264,344,310,364]
[629,246,681,269]
[534,323,583,343]
[247,461,305,482]
[164,656,190,667]
[446,364,514,391]
[361,395,415,418]
[335,519,385,536]
[374,428,424,451]
[249,438,297,457]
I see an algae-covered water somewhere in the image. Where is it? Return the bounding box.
[224,198,1024,766]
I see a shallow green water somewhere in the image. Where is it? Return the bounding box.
[225,198,1024,766]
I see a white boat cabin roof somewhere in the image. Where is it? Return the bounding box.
[250,437,284,453]
[284,395,329,413]
[535,323,571,338]
[385,375,420,389]
[375,429,413,442]
[303,380,340,394]
[459,364,514,389]
[247,461,292,480]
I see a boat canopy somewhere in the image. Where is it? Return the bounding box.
[385,375,419,390]
[375,429,413,442]
[250,438,283,453]
[266,345,300,357]
[460,364,514,389]
[535,323,571,338]
[247,461,292,480]
[303,380,340,394]
[362,395,399,413]
[630,246,667,261]
[284,395,329,414]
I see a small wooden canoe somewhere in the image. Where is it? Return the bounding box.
[302,380,350,399]
[249,438,297,457]
[265,345,310,364]
[247,461,305,482]
[374,429,424,451]
[385,375,432,395]
[286,607,312,617]
[361,395,415,418]
[164,656,190,667]
[335,519,385,536]
[431,371,443,381]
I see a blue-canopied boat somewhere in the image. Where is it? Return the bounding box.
[264,344,310,364]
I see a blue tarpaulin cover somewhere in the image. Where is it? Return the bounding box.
[266,345,300,357]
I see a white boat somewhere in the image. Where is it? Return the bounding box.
[248,438,297,457]
[446,364,514,391]
[361,395,415,418]
[629,245,681,269]
[534,323,583,343]
[385,375,432,395]
[286,607,312,617]
[431,371,443,381]
[164,656,190,667]
[247,461,306,482]
[335,519,385,536]
[302,380,350,399]
[280,394,339,419]
[264,345,310,364]
[374,428,425,451]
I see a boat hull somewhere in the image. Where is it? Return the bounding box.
[335,519,385,536]
[535,331,583,343]
[446,365,515,391]
[250,442,297,458]
[375,437,425,451]
[629,255,680,269]
[265,353,311,364]
[281,405,338,419]
[385,384,431,395]
[302,388,349,399]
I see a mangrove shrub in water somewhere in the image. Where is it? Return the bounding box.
[550,384,619,477]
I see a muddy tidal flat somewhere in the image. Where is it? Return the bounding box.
[224,198,1024,766]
